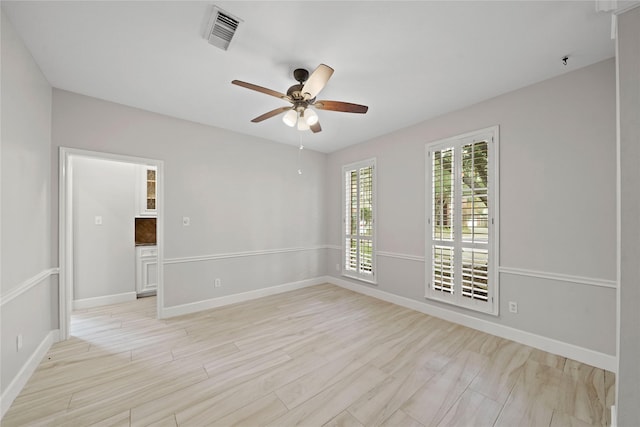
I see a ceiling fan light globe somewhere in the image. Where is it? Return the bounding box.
[303,109,319,125]
[282,110,297,127]
[297,116,310,131]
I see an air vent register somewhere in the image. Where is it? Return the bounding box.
[205,6,242,51]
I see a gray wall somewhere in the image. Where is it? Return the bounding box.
[0,10,57,397]
[72,157,137,301]
[616,5,640,425]
[325,59,617,356]
[51,90,328,310]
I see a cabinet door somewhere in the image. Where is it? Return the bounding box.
[136,246,157,294]
[140,257,158,293]
[137,166,157,216]
[145,168,157,212]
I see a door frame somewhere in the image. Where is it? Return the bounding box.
[58,147,164,340]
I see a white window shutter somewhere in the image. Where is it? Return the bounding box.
[343,159,376,283]
[426,127,499,315]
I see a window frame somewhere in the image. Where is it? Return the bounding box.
[342,158,377,284]
[425,126,499,315]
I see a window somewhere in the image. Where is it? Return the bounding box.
[343,159,376,283]
[426,127,498,314]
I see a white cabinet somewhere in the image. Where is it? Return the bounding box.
[136,245,157,295]
[135,165,157,217]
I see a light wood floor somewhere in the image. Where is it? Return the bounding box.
[3,284,614,427]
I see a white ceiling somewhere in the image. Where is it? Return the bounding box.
[2,1,614,153]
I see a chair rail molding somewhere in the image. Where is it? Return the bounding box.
[499,266,617,289]
[164,245,328,264]
[0,268,59,306]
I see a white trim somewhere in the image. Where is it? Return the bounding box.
[613,1,640,15]
[0,329,59,419]
[376,251,425,262]
[327,276,617,373]
[59,147,164,340]
[0,268,59,306]
[597,0,640,14]
[611,405,617,427]
[160,277,324,318]
[164,246,326,265]
[72,292,137,310]
[499,267,617,289]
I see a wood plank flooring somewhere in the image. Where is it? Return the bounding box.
[2,284,614,426]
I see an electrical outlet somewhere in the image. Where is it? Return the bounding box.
[182,217,190,226]
[508,301,518,313]
[16,334,23,351]
[214,278,221,288]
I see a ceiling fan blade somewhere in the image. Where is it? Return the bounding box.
[301,64,334,99]
[251,106,292,123]
[310,121,322,133]
[314,100,369,114]
[232,80,290,101]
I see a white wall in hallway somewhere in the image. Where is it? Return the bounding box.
[72,156,137,301]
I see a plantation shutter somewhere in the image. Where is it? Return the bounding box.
[432,147,455,294]
[343,160,375,282]
[426,128,498,314]
[460,141,490,301]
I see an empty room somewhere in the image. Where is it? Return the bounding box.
[1,1,639,426]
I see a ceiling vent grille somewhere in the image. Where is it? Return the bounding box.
[206,7,242,51]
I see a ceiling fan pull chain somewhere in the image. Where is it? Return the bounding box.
[298,136,304,175]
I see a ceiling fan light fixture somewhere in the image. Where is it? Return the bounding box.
[303,108,318,125]
[282,110,297,127]
[297,116,310,131]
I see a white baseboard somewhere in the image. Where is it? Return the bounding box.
[1,329,59,419]
[160,277,325,318]
[325,276,617,373]
[73,292,137,310]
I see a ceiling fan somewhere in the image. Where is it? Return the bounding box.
[231,64,368,133]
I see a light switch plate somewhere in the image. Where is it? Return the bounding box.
[182,217,190,226]
[94,216,102,225]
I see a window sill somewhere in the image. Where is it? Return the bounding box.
[424,293,499,317]
[342,273,377,286]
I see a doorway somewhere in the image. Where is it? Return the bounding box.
[58,147,164,340]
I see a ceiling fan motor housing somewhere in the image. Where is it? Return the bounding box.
[293,68,309,84]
